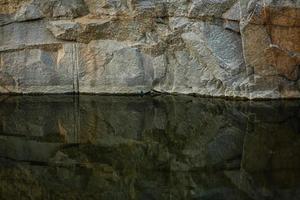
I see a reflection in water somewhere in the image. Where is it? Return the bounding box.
[0,95,299,200]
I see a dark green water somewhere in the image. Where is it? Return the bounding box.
[0,95,299,200]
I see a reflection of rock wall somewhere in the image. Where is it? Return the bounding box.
[0,95,299,199]
[0,0,299,99]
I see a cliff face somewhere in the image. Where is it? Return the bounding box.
[0,0,299,99]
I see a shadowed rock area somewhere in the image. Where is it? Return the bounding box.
[0,95,299,199]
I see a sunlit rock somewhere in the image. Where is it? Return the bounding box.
[0,20,60,51]
[188,0,238,18]
[0,47,74,93]
[77,40,154,93]
[240,0,300,98]
[14,2,42,22]
[0,0,299,99]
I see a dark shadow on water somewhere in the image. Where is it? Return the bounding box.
[0,95,299,200]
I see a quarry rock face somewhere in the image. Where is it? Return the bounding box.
[0,0,299,99]
[240,0,300,98]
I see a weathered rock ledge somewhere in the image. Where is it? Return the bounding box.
[0,0,299,99]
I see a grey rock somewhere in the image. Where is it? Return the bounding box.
[77,40,153,93]
[223,20,240,33]
[34,0,88,19]
[0,14,14,26]
[153,21,248,98]
[0,20,60,51]
[222,1,241,21]
[188,0,238,18]
[0,47,74,93]
[47,17,112,43]
[14,2,43,22]
[47,20,82,41]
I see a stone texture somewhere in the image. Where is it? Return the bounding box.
[14,2,42,22]
[240,0,300,98]
[0,20,60,51]
[0,47,74,93]
[151,18,249,97]
[188,0,238,18]
[77,40,153,93]
[0,0,29,14]
[0,0,299,99]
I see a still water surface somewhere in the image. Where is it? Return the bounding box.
[0,95,299,200]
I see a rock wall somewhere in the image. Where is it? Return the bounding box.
[0,0,299,99]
